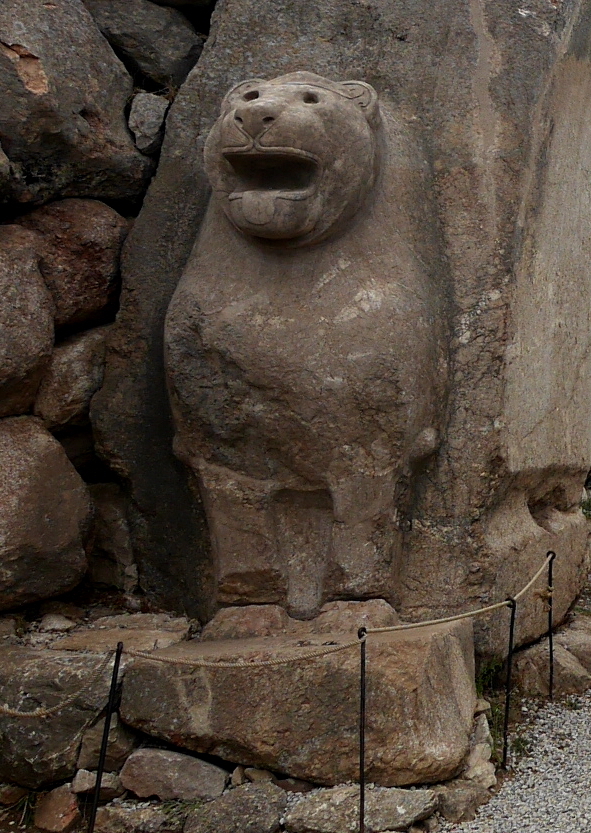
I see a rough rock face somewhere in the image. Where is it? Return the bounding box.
[184,783,287,833]
[83,0,203,87]
[93,0,591,653]
[77,713,138,772]
[128,92,169,154]
[283,784,438,833]
[33,784,80,833]
[120,748,228,800]
[0,647,112,788]
[0,0,152,203]
[17,199,128,328]
[87,483,138,592]
[0,225,54,418]
[0,417,91,611]
[120,620,476,786]
[34,327,110,429]
[94,803,185,833]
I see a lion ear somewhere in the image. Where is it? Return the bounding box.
[340,81,380,125]
[222,78,267,107]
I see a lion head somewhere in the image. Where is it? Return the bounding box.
[203,71,381,246]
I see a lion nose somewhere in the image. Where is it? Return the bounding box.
[233,101,280,137]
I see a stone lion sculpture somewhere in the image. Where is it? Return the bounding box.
[165,72,448,619]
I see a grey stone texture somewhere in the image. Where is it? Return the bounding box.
[0,225,54,418]
[0,647,111,788]
[77,713,139,772]
[129,92,169,154]
[0,417,91,611]
[87,483,138,592]
[120,747,228,800]
[34,327,110,429]
[283,784,438,833]
[184,782,287,833]
[93,802,185,833]
[93,0,591,654]
[16,199,128,328]
[83,0,203,87]
[0,0,152,203]
[120,620,475,786]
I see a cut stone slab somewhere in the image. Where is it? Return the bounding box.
[34,785,80,833]
[0,0,151,203]
[184,782,287,833]
[17,199,128,328]
[129,92,169,154]
[0,647,112,788]
[35,327,110,429]
[77,713,139,772]
[0,417,91,611]
[201,599,398,641]
[0,225,54,418]
[52,613,191,653]
[283,784,438,833]
[120,620,476,786]
[84,0,203,87]
[87,483,137,593]
[120,747,227,800]
[94,801,186,833]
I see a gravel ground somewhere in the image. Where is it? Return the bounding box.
[439,692,591,832]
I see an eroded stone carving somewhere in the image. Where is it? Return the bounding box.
[165,72,447,618]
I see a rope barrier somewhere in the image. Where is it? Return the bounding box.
[366,551,555,635]
[0,551,556,718]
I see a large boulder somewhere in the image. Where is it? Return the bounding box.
[93,0,591,654]
[16,199,128,328]
[0,647,112,788]
[0,0,152,203]
[83,0,203,87]
[120,620,476,787]
[0,225,54,418]
[0,417,91,611]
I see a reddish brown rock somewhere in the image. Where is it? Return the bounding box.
[34,785,80,833]
[0,225,54,418]
[0,417,91,611]
[120,620,476,787]
[35,327,110,429]
[17,199,128,328]
[0,783,27,805]
[120,748,228,800]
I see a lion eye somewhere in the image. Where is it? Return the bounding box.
[243,90,259,101]
[303,91,319,104]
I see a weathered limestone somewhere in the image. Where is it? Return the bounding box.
[283,784,438,833]
[120,748,228,800]
[120,620,476,786]
[165,72,446,618]
[0,226,54,418]
[0,648,111,787]
[0,417,91,611]
[17,199,128,328]
[93,0,591,654]
[184,783,287,833]
[128,92,169,154]
[35,327,110,429]
[0,0,151,203]
[83,0,203,87]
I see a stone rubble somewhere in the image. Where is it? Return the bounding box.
[128,93,170,155]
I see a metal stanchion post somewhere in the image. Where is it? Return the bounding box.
[547,551,556,700]
[88,642,124,833]
[502,599,517,770]
[358,628,367,833]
